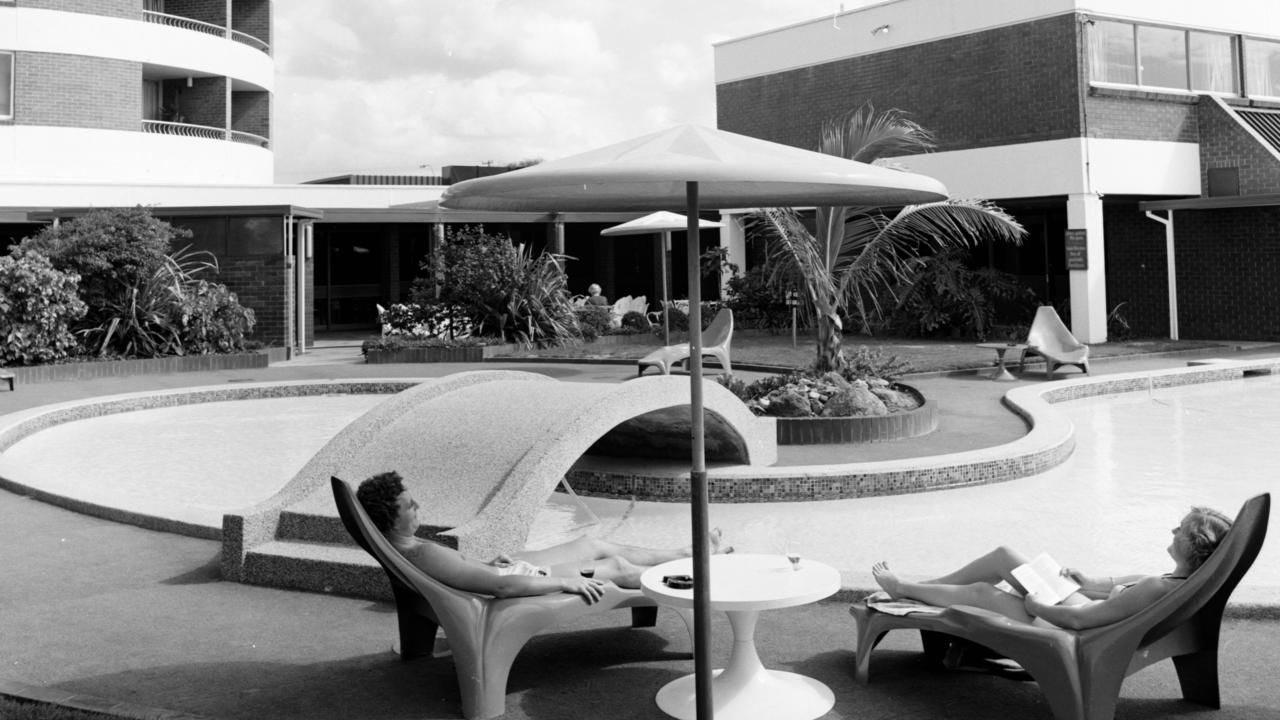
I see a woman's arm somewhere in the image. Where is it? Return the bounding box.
[1025,576,1167,630]
[403,542,605,603]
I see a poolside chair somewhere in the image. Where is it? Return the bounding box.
[330,476,691,720]
[637,307,733,377]
[848,493,1270,720]
[1019,306,1090,379]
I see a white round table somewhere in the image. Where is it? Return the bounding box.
[640,553,840,720]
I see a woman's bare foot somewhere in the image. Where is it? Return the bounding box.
[711,527,733,554]
[872,561,904,600]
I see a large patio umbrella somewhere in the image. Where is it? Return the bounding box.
[439,123,947,720]
[601,211,724,345]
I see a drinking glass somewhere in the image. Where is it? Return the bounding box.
[786,540,802,571]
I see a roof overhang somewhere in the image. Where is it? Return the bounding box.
[27,205,326,221]
[1139,194,1280,212]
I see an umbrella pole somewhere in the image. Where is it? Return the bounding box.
[661,230,671,346]
[685,181,712,720]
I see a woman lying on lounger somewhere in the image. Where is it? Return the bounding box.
[357,471,725,604]
[871,506,1232,630]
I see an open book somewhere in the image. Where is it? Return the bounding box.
[1009,553,1080,605]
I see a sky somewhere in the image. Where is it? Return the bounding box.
[270,1,856,184]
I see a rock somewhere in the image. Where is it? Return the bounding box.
[871,385,919,412]
[821,386,888,417]
[766,389,813,417]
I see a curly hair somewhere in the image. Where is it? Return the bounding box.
[356,471,406,534]
[1183,506,1233,571]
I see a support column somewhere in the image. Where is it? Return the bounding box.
[719,211,747,296]
[1066,193,1107,343]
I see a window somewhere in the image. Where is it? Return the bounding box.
[1245,38,1280,98]
[1190,32,1239,94]
[1,52,12,120]
[1138,25,1188,89]
[1090,21,1137,85]
[1089,20,1240,95]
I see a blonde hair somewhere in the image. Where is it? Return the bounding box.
[1183,506,1233,570]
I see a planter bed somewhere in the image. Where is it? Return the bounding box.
[7,352,268,385]
[774,384,937,445]
[365,346,485,364]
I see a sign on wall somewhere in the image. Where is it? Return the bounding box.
[1064,229,1088,270]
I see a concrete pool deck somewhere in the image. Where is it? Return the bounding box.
[2,340,1279,720]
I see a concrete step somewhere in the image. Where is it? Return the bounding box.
[240,539,391,601]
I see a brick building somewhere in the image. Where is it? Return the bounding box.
[715,0,1280,342]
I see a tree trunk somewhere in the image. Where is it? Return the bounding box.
[814,312,845,373]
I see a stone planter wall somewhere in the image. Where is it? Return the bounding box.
[6,352,269,384]
[365,346,485,364]
[774,385,937,445]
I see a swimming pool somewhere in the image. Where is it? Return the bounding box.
[531,373,1280,597]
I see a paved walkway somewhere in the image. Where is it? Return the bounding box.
[2,341,1279,720]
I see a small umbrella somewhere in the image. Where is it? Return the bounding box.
[440,124,947,720]
[601,211,724,345]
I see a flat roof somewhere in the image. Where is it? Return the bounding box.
[1139,194,1280,211]
[28,205,326,221]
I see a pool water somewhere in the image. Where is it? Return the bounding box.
[532,374,1279,595]
[0,395,387,528]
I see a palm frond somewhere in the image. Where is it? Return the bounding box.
[820,103,936,164]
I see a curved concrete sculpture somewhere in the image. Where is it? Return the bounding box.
[332,370,774,560]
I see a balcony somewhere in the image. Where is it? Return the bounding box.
[142,10,270,55]
[142,120,270,149]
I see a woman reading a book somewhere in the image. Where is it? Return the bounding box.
[870,506,1232,630]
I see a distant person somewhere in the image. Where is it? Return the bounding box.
[870,505,1232,630]
[357,471,727,604]
[585,283,609,307]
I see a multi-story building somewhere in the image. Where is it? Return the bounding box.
[715,0,1280,342]
[2,0,273,185]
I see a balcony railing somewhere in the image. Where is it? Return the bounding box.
[142,120,271,150]
[142,10,270,55]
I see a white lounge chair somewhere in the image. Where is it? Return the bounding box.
[638,308,733,376]
[1018,305,1090,379]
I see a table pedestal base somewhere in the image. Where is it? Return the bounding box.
[654,609,834,720]
[655,668,834,720]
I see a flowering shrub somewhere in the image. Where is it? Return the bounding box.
[0,252,87,365]
[179,281,256,354]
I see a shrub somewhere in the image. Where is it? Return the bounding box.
[11,207,187,332]
[575,305,612,339]
[179,280,256,354]
[620,310,650,332]
[888,248,1034,341]
[723,265,791,331]
[0,252,87,365]
[361,334,490,355]
[835,346,912,382]
[381,301,475,339]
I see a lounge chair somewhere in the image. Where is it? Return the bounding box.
[1018,305,1090,379]
[637,307,733,377]
[848,493,1270,720]
[330,476,691,720]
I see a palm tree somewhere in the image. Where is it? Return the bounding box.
[753,104,1026,372]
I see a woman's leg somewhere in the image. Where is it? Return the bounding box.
[923,546,1032,594]
[514,529,725,568]
[547,555,644,589]
[873,562,1033,623]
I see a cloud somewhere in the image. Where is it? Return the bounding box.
[272,0,851,182]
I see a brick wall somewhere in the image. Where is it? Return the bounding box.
[231,90,269,138]
[218,254,292,348]
[13,53,139,130]
[231,0,272,49]
[1082,88,1198,142]
[1170,207,1280,341]
[1197,100,1280,195]
[20,0,136,18]
[716,14,1082,153]
[164,0,225,25]
[1103,202,1171,337]
[182,76,227,129]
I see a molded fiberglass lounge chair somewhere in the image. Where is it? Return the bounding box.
[331,476,691,720]
[637,307,733,377]
[1019,305,1090,379]
[848,493,1270,720]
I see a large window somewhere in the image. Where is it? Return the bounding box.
[1245,38,1280,98]
[1089,20,1240,94]
[1,52,12,120]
